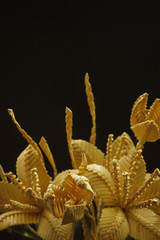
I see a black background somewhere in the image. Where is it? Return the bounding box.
[1,1,160,239]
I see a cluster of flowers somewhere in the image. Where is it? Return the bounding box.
[0,74,160,240]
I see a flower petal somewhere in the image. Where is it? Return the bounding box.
[71,139,105,168]
[98,207,129,240]
[39,136,58,177]
[138,178,160,201]
[130,93,148,127]
[118,150,146,199]
[16,144,51,196]
[52,169,76,186]
[131,120,160,142]
[138,178,160,214]
[0,182,29,210]
[85,164,116,206]
[0,210,40,231]
[146,98,160,129]
[111,132,136,160]
[127,208,160,240]
[8,109,51,196]
[37,209,73,240]
[62,200,86,224]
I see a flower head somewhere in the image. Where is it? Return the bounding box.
[130,92,160,148]
[65,73,160,240]
[0,109,94,240]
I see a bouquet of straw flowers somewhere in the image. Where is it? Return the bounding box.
[0,74,160,240]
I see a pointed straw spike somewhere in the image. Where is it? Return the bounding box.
[65,107,77,169]
[9,200,40,212]
[39,136,58,177]
[30,168,42,198]
[0,165,8,182]
[128,168,160,205]
[78,153,88,176]
[121,172,130,208]
[8,109,43,159]
[112,159,122,202]
[84,73,96,145]
[128,198,159,209]
[105,134,114,171]
[6,171,26,193]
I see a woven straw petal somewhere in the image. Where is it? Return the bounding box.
[137,178,160,214]
[37,209,73,240]
[16,144,51,196]
[130,93,148,127]
[131,120,160,142]
[62,201,86,224]
[0,182,29,208]
[118,151,146,198]
[138,178,160,201]
[85,164,116,206]
[0,210,40,231]
[146,98,160,129]
[111,132,136,159]
[127,208,160,240]
[52,169,78,186]
[71,139,105,168]
[98,207,129,240]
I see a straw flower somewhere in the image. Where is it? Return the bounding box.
[65,73,160,240]
[130,92,160,149]
[0,109,94,240]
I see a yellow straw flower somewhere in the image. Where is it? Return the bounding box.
[130,92,160,148]
[65,73,160,240]
[0,109,94,240]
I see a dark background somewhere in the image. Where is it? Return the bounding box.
[1,1,160,239]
